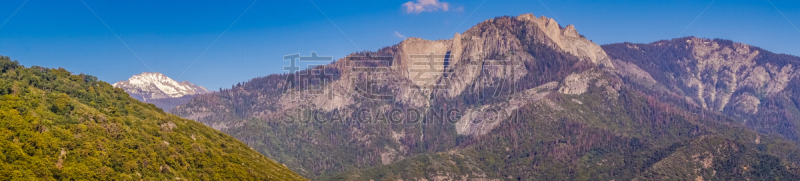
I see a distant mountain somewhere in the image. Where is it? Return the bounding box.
[0,56,306,180]
[171,14,800,180]
[113,72,211,111]
[603,36,800,141]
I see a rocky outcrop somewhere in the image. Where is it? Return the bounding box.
[733,93,760,114]
[516,14,613,67]
[559,71,600,95]
[455,82,557,135]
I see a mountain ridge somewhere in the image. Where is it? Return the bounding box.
[170,14,800,180]
[603,36,800,141]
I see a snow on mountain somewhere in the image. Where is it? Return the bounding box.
[113,72,211,101]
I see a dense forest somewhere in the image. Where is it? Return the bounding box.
[0,56,305,180]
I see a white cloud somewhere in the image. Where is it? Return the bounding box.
[402,0,451,14]
[393,31,407,39]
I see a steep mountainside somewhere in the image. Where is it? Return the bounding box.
[603,37,800,141]
[113,72,211,111]
[0,56,305,180]
[334,82,800,180]
[172,14,800,180]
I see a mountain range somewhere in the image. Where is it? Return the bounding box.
[166,14,800,180]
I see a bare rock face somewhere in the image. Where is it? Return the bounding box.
[683,38,761,111]
[431,14,614,101]
[395,36,463,78]
[455,82,557,136]
[559,71,601,95]
[733,93,760,114]
[516,14,613,67]
[611,59,660,89]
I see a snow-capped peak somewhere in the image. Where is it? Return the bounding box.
[113,72,211,100]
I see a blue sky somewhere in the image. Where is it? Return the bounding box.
[0,0,798,90]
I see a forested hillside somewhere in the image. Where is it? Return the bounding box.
[0,56,305,180]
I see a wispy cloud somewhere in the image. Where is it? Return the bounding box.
[402,0,454,14]
[393,31,407,39]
